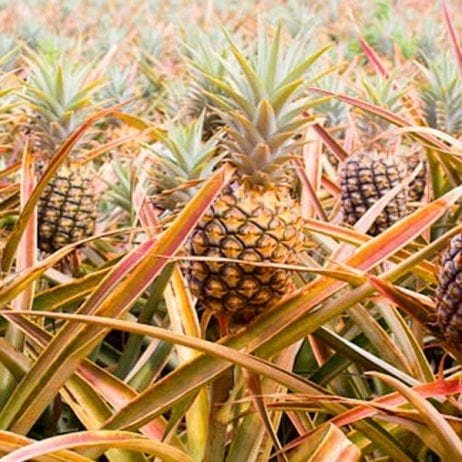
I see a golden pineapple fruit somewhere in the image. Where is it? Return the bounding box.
[186,181,302,324]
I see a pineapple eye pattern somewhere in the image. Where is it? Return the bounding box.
[186,182,302,325]
[37,171,97,252]
[436,234,462,349]
[340,152,408,236]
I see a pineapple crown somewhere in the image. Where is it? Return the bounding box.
[316,73,348,128]
[180,27,230,121]
[0,61,19,148]
[264,0,318,38]
[137,28,163,64]
[0,34,20,72]
[101,63,138,113]
[354,72,407,136]
[22,52,105,155]
[193,23,329,185]
[146,112,223,209]
[418,54,462,136]
[416,17,445,63]
[138,58,168,112]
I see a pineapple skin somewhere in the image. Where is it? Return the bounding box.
[38,169,97,252]
[436,234,462,348]
[186,180,303,324]
[403,150,427,203]
[340,151,408,236]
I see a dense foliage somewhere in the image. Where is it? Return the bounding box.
[0,1,461,461]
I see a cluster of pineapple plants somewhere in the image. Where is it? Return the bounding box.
[0,1,461,461]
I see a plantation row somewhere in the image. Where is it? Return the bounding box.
[0,1,461,461]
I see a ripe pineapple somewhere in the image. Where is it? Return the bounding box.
[22,53,102,252]
[183,26,327,325]
[340,151,408,236]
[435,234,462,348]
[187,182,302,324]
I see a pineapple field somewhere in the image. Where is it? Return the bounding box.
[1,0,462,460]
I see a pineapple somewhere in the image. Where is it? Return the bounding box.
[354,73,428,201]
[37,165,96,252]
[340,150,408,236]
[435,234,462,348]
[401,149,427,203]
[22,52,103,252]
[182,26,327,325]
[341,73,423,229]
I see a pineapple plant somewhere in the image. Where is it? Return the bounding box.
[435,233,462,349]
[0,53,20,153]
[316,73,348,131]
[0,33,19,72]
[418,54,462,137]
[146,112,222,214]
[339,150,408,236]
[354,72,427,202]
[355,73,428,201]
[182,26,327,326]
[416,16,445,64]
[0,4,461,461]
[180,27,230,138]
[339,73,426,234]
[22,52,103,252]
[265,0,317,38]
[347,0,421,60]
[137,30,171,120]
[354,73,406,148]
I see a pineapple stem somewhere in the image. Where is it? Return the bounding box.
[204,367,233,462]
[205,315,232,460]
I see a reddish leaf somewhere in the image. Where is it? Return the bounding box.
[441,0,462,75]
